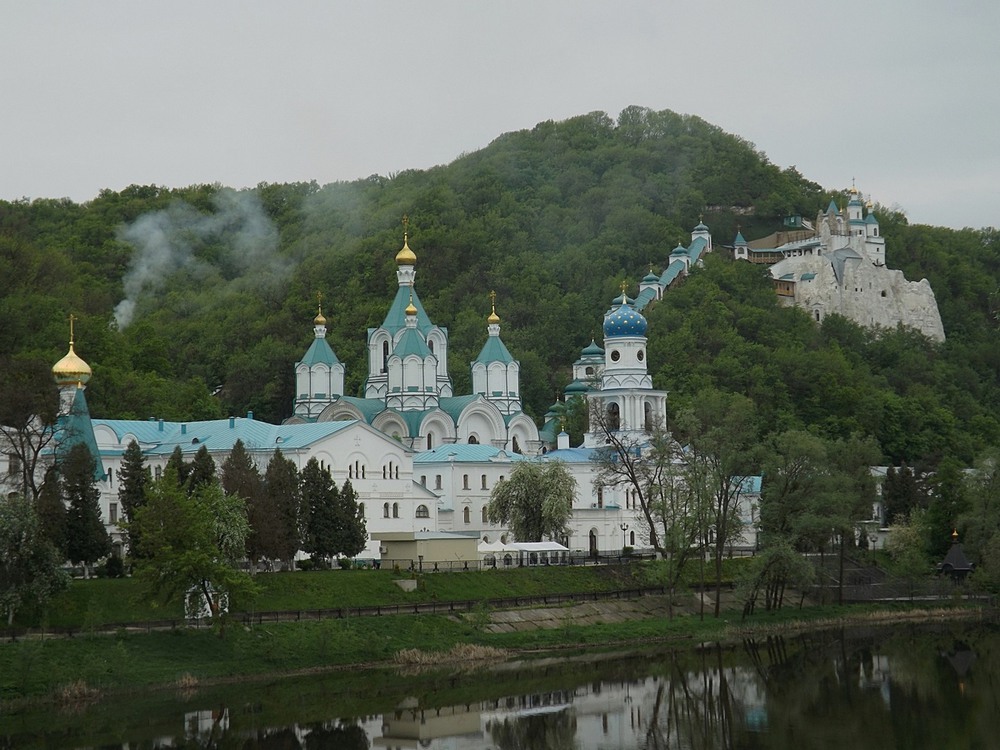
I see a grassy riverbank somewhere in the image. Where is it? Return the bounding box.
[1,562,983,705]
[18,563,664,629]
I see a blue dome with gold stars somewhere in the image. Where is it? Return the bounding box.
[603,293,647,338]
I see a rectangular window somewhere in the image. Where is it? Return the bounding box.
[463,474,470,490]
[109,503,118,525]
[435,475,442,490]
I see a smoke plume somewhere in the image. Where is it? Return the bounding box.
[113,189,286,329]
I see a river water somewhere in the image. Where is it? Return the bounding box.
[4,619,998,748]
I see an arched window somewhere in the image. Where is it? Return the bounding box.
[512,436,521,454]
[629,531,635,546]
[427,433,433,450]
[644,402,652,432]
[468,435,478,444]
[415,504,429,519]
[381,340,389,373]
[597,485,604,508]
[359,503,365,517]
[481,474,488,489]
[463,474,470,490]
[435,475,442,490]
[382,502,390,518]
[392,502,399,518]
[607,403,620,431]
[481,506,488,523]
[463,507,471,524]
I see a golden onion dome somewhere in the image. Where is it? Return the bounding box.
[405,300,418,316]
[52,342,92,386]
[314,305,327,326]
[487,290,500,324]
[395,235,417,266]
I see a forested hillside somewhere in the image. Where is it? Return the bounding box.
[1,106,997,468]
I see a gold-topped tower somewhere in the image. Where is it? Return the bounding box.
[52,314,92,387]
[395,215,417,266]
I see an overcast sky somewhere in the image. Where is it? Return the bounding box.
[2,1,997,230]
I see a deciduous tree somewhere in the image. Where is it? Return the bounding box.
[0,494,69,625]
[593,416,707,618]
[0,355,60,502]
[487,461,576,543]
[130,473,253,622]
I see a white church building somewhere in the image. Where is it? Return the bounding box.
[2,224,763,562]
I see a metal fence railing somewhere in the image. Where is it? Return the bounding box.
[0,584,671,641]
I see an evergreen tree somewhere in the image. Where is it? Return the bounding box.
[333,479,368,560]
[882,463,923,526]
[186,445,218,496]
[165,445,190,488]
[117,439,150,556]
[264,448,302,567]
[300,457,339,564]
[35,466,67,558]
[220,440,265,565]
[62,444,111,577]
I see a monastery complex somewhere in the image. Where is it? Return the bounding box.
[2,192,941,562]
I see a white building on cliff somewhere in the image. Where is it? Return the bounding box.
[740,187,944,341]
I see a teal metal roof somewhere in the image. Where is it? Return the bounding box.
[693,222,709,232]
[337,396,387,424]
[474,334,514,365]
[393,327,432,358]
[538,447,596,463]
[413,444,528,463]
[379,285,436,335]
[581,339,604,356]
[827,200,839,214]
[689,236,708,259]
[865,213,879,224]
[439,395,480,420]
[658,259,686,287]
[633,287,657,311]
[57,388,105,479]
[300,337,340,366]
[734,231,747,245]
[91,417,357,457]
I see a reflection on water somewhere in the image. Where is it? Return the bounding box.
[6,621,1000,749]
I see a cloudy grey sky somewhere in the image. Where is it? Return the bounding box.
[2,1,997,229]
